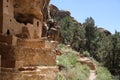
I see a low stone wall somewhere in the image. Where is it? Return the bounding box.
[0,66,59,80]
[17,39,45,48]
[0,44,56,68]
[45,41,58,49]
[0,34,12,44]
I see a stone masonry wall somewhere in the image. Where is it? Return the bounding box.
[0,44,56,68]
[17,39,45,48]
[0,34,12,44]
[0,66,59,80]
[0,0,3,33]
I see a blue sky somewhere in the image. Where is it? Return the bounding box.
[50,0,120,34]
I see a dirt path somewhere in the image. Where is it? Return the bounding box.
[77,57,96,80]
[57,48,97,80]
[89,70,96,80]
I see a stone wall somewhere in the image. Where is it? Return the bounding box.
[0,0,3,33]
[0,34,12,44]
[0,44,56,68]
[0,66,59,80]
[0,55,1,74]
[0,34,17,45]
[17,39,45,48]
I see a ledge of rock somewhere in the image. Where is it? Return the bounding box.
[14,0,50,24]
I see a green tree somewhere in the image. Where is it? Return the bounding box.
[93,31,113,64]
[110,31,120,75]
[59,16,74,44]
[83,17,97,55]
[71,22,86,53]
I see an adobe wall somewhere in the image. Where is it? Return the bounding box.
[0,55,1,73]
[2,0,26,36]
[0,0,3,33]
[1,0,43,39]
[17,39,45,48]
[3,13,23,35]
[0,34,17,45]
[3,0,14,16]
[25,24,35,39]
[0,34,12,44]
[33,19,42,38]
[0,44,56,68]
[0,66,59,80]
[2,12,42,39]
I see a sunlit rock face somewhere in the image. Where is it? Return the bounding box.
[49,4,71,19]
[14,0,50,24]
[49,4,59,18]
[98,28,111,36]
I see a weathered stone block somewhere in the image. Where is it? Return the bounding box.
[0,43,56,68]
[0,66,59,80]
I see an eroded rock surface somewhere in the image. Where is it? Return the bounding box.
[0,0,59,80]
[49,4,71,19]
[14,0,50,24]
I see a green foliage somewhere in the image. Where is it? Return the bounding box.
[111,31,120,65]
[110,31,120,75]
[56,15,120,77]
[59,16,75,44]
[57,53,77,69]
[56,44,90,80]
[96,67,113,80]
[83,17,97,54]
[71,23,86,52]
[55,64,89,80]
[93,31,113,64]
[57,16,86,52]
[83,51,90,57]
[55,73,66,80]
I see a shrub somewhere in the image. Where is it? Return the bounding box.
[56,44,90,80]
[57,52,77,69]
[83,51,90,57]
[96,67,113,80]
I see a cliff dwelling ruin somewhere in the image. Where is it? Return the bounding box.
[0,0,59,80]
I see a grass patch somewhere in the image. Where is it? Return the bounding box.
[55,44,90,80]
[96,67,113,80]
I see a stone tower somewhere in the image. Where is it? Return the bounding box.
[0,0,14,34]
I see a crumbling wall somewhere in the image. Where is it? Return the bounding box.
[0,34,17,45]
[33,18,42,39]
[3,11,24,35]
[0,44,56,68]
[17,39,45,48]
[1,0,24,36]
[0,0,3,33]
[0,66,59,80]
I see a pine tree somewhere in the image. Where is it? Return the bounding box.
[110,31,120,75]
[83,17,97,55]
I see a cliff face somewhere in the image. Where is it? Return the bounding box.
[0,0,59,80]
[14,0,50,24]
[98,28,111,36]
[49,4,71,19]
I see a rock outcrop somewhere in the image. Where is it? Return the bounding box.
[49,4,59,18]
[56,10,71,18]
[14,0,50,24]
[49,4,71,19]
[98,28,111,36]
[0,0,59,80]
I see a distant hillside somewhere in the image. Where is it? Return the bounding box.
[49,4,120,79]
